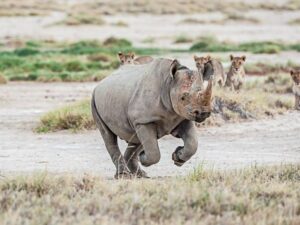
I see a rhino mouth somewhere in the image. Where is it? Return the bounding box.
[194,112,211,123]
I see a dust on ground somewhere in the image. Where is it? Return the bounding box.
[0,82,299,178]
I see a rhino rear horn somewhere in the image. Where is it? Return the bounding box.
[205,79,213,99]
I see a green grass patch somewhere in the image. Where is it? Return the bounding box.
[36,100,94,133]
[190,37,299,54]
[0,164,299,224]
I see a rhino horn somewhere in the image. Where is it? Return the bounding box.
[202,79,213,104]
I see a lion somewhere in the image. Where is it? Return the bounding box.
[290,70,300,110]
[118,52,153,65]
[193,55,226,87]
[225,55,246,91]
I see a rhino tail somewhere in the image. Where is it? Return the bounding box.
[91,90,102,129]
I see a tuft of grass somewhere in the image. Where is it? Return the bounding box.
[111,21,128,27]
[174,35,193,44]
[288,18,300,25]
[225,12,260,24]
[0,165,299,224]
[58,13,106,26]
[36,100,95,133]
[103,37,132,48]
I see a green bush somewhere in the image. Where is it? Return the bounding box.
[14,48,40,56]
[103,37,132,48]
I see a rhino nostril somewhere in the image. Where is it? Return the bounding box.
[193,110,200,116]
[200,112,211,117]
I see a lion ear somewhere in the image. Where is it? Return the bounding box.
[206,55,211,61]
[230,54,234,61]
[118,52,124,60]
[193,55,198,61]
[241,55,246,61]
[130,52,135,59]
[290,70,294,76]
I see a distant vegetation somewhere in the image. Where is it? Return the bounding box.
[190,36,300,54]
[1,37,300,83]
[0,38,165,82]
[0,165,299,224]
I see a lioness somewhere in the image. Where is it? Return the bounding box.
[194,55,226,87]
[118,52,153,65]
[290,70,300,110]
[225,55,246,91]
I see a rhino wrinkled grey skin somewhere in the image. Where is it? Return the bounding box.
[91,58,213,178]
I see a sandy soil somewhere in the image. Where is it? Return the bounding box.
[0,82,299,178]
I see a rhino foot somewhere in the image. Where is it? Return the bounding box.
[134,169,150,178]
[172,146,186,167]
[114,171,133,179]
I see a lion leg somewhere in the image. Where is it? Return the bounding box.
[124,143,149,178]
[296,95,300,110]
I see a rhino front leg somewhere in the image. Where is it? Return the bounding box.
[171,120,198,167]
[124,143,149,178]
[135,123,161,167]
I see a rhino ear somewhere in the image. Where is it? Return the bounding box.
[203,61,214,81]
[170,59,180,79]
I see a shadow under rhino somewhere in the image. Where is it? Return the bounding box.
[91,58,213,178]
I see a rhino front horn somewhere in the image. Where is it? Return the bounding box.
[205,79,213,98]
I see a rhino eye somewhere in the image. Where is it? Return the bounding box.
[181,93,189,101]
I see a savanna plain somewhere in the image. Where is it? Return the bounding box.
[0,0,300,224]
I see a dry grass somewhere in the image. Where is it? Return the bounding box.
[201,86,293,127]
[225,12,260,24]
[56,13,106,26]
[173,35,194,44]
[69,0,300,15]
[288,18,300,25]
[0,0,62,17]
[0,164,299,225]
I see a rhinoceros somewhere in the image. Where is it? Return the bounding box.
[91,58,213,178]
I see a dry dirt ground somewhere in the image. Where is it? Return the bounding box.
[0,82,299,178]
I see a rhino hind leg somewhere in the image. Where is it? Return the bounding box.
[124,143,149,178]
[91,97,131,179]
